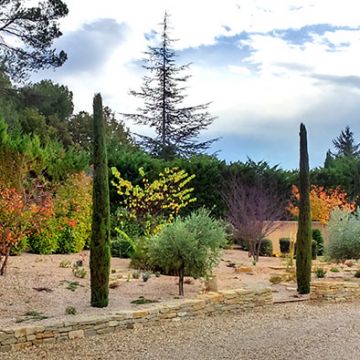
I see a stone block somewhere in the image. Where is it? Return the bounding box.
[68,330,84,340]
[0,345,11,352]
[97,327,115,335]
[84,329,97,337]
[133,310,149,319]
[11,341,33,351]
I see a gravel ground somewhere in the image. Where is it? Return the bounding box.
[1,250,303,327]
[3,302,360,360]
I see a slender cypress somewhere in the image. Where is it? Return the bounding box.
[90,93,111,307]
[296,123,312,294]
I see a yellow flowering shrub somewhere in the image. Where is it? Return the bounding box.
[111,166,196,236]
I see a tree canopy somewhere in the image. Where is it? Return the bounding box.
[0,0,68,81]
[331,126,360,158]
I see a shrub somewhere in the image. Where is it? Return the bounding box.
[312,229,324,256]
[56,225,85,254]
[259,239,273,257]
[59,259,72,268]
[0,184,53,274]
[132,270,140,279]
[10,237,29,256]
[73,267,87,278]
[148,209,226,296]
[111,230,135,258]
[130,237,153,270]
[328,209,360,260]
[237,238,249,251]
[111,166,196,236]
[354,270,360,278]
[312,240,317,260]
[111,208,143,239]
[28,221,58,255]
[279,238,290,254]
[142,271,151,282]
[53,172,92,253]
[65,306,77,315]
[330,267,339,273]
[315,267,326,278]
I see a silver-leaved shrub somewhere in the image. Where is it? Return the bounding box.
[328,208,360,260]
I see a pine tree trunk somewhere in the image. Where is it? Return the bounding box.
[90,93,111,307]
[296,123,312,294]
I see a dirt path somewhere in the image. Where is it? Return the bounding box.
[3,302,360,360]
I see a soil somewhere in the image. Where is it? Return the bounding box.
[0,249,358,328]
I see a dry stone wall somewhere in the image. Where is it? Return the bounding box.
[0,287,272,353]
[310,280,360,302]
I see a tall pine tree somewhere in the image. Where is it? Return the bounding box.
[124,12,217,160]
[332,126,360,158]
[90,93,111,308]
[296,123,312,294]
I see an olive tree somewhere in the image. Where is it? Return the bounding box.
[148,209,226,296]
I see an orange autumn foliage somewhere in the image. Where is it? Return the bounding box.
[0,184,53,275]
[288,185,356,224]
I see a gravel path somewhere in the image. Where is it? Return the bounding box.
[3,302,360,360]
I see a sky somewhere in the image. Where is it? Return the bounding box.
[32,0,360,170]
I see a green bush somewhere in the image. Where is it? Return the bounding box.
[259,239,273,257]
[10,237,29,256]
[130,237,152,270]
[111,208,143,239]
[148,209,226,295]
[236,238,249,251]
[315,267,326,278]
[279,238,290,254]
[28,227,58,255]
[111,231,135,258]
[56,225,85,254]
[312,229,324,256]
[328,209,360,260]
[312,240,317,260]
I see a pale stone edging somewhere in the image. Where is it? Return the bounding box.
[310,280,360,302]
[0,287,272,353]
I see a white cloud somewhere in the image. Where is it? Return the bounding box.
[34,0,360,167]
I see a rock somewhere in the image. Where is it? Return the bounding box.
[235,266,253,274]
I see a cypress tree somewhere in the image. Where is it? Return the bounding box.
[296,123,312,294]
[90,93,111,307]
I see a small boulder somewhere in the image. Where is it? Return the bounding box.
[235,265,253,274]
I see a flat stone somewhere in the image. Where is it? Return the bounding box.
[12,341,33,350]
[235,266,253,274]
[133,310,150,319]
[68,330,84,340]
[0,345,11,352]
